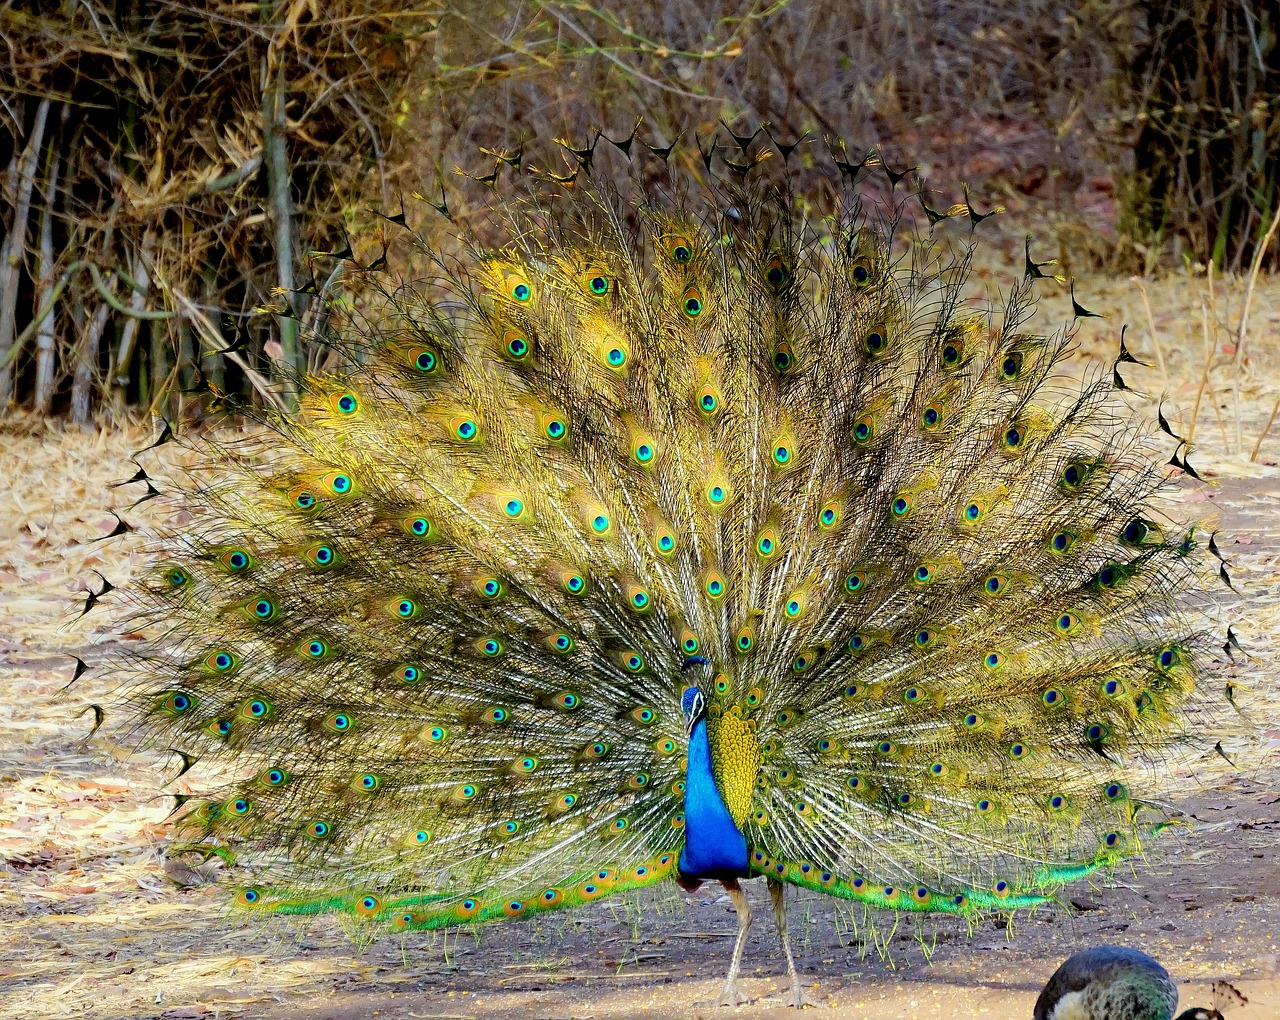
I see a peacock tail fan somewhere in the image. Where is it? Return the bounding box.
[105,140,1218,938]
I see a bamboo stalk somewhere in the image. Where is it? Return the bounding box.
[33,137,62,415]
[0,97,50,405]
[112,229,156,396]
[72,302,110,424]
[262,51,300,408]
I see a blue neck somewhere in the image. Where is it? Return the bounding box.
[678,718,749,880]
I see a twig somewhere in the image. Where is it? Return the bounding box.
[1187,301,1214,446]
[1131,276,1169,389]
[1234,198,1280,451]
[1250,395,1279,463]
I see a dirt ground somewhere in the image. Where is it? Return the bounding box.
[2,266,1279,1020]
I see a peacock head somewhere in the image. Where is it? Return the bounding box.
[680,682,707,736]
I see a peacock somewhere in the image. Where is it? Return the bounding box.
[1035,947,1224,1020]
[100,136,1214,1009]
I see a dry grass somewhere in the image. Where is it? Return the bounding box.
[1,266,1278,1018]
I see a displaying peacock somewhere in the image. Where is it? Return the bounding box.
[102,137,1214,1009]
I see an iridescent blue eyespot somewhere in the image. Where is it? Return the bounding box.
[337,394,357,414]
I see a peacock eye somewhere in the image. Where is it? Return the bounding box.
[504,331,529,359]
[765,257,790,293]
[670,238,693,263]
[682,287,703,318]
[587,273,610,296]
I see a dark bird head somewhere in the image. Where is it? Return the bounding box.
[680,685,707,736]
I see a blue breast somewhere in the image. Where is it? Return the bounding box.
[678,718,749,880]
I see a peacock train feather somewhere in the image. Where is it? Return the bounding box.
[101,138,1217,1007]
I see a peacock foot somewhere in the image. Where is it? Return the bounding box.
[762,982,819,1009]
[695,982,751,1007]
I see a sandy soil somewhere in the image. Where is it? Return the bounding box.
[1,266,1278,1020]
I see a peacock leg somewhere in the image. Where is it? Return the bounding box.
[712,877,752,1007]
[767,876,816,1008]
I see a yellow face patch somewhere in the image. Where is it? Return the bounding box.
[706,707,762,829]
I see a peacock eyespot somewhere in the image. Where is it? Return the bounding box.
[705,574,725,598]
[162,692,195,715]
[634,442,655,464]
[1157,647,1180,670]
[1001,352,1023,379]
[864,328,887,354]
[336,393,358,414]
[588,275,610,296]
[914,631,932,647]
[682,290,703,318]
[819,504,839,527]
[765,258,790,292]
[395,598,417,618]
[984,651,1004,669]
[629,588,651,611]
[208,652,235,671]
[545,417,567,440]
[793,653,811,672]
[671,239,693,264]
[1105,782,1127,801]
[485,707,509,724]
[606,346,626,367]
[223,550,251,571]
[922,407,940,428]
[261,767,290,787]
[851,260,871,286]
[504,498,524,518]
[736,630,754,652]
[681,633,699,654]
[707,484,727,505]
[913,564,934,583]
[591,513,611,534]
[985,574,1005,594]
[1056,612,1079,633]
[250,598,276,621]
[757,533,775,556]
[482,638,503,657]
[1009,743,1029,760]
[877,740,895,754]
[845,571,865,593]
[244,699,271,719]
[210,719,232,736]
[358,773,381,791]
[240,888,261,905]
[325,712,352,732]
[656,530,676,554]
[480,578,502,599]
[511,281,531,302]
[413,349,437,373]
[892,496,911,516]
[303,639,328,658]
[307,820,332,839]
[406,516,433,538]
[773,343,794,372]
[426,726,447,742]
[398,664,421,684]
[1048,794,1067,810]
[326,473,353,495]
[1102,678,1123,697]
[941,342,961,366]
[505,333,529,359]
[453,419,477,441]
[306,543,337,567]
[1003,426,1023,449]
[904,687,923,702]
[165,567,189,587]
[516,757,538,773]
[847,635,867,652]
[853,420,873,443]
[964,713,983,728]
[1042,688,1063,707]
[552,634,574,653]
[772,443,791,466]
[563,572,586,594]
[965,502,982,521]
[624,653,645,673]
